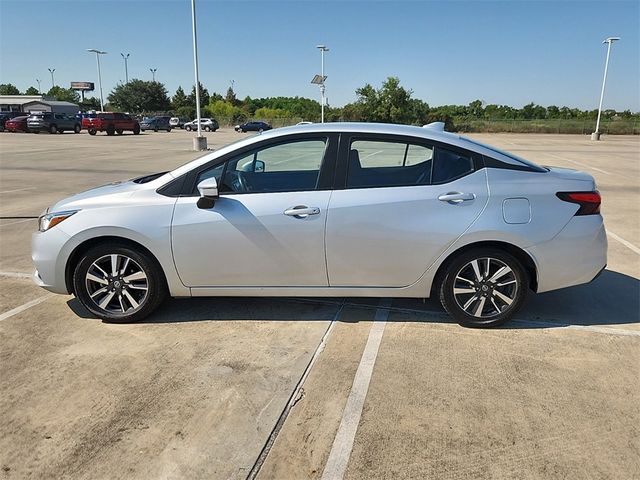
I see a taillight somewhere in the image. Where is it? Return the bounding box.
[556,191,601,215]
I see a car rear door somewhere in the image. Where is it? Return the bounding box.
[171,133,338,288]
[325,133,489,288]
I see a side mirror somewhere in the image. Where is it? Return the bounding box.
[254,160,265,173]
[197,177,218,209]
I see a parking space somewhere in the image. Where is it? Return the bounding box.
[0,131,638,479]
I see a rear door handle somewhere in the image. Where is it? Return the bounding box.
[438,192,476,204]
[284,206,320,218]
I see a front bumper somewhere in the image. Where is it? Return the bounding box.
[32,227,73,294]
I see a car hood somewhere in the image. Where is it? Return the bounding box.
[49,179,142,213]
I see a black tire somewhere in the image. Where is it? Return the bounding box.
[185,125,192,131]
[154,127,158,132]
[166,127,171,132]
[88,128,97,135]
[204,125,211,132]
[438,248,528,328]
[49,124,58,134]
[74,124,81,133]
[106,125,116,136]
[73,243,167,323]
[57,129,64,134]
[133,124,141,135]
[116,129,123,135]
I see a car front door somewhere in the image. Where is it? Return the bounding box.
[171,134,337,287]
[325,135,489,287]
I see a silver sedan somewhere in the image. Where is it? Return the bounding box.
[32,123,607,327]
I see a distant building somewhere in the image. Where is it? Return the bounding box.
[0,95,44,112]
[0,95,79,114]
[22,100,79,115]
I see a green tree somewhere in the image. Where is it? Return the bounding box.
[0,83,20,95]
[46,86,80,103]
[107,79,170,113]
[188,82,210,108]
[24,86,40,95]
[171,86,189,110]
[225,87,238,106]
[80,97,102,111]
[353,77,414,124]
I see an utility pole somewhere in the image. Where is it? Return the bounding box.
[591,37,620,141]
[121,53,130,83]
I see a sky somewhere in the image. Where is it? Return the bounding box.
[0,0,638,111]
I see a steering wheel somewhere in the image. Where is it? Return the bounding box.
[226,171,250,192]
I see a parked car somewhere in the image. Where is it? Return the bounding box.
[0,112,30,132]
[169,117,190,129]
[83,112,140,136]
[27,112,81,134]
[4,115,30,133]
[140,116,172,132]
[32,122,607,326]
[235,121,272,133]
[184,118,219,132]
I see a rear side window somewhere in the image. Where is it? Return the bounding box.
[347,139,433,188]
[431,148,474,184]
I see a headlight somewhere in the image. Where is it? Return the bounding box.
[38,210,78,232]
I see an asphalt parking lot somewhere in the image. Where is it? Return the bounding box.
[0,129,638,479]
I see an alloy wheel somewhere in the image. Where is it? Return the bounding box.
[85,254,149,314]
[452,257,518,318]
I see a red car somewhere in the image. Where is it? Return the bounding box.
[82,112,140,136]
[5,115,29,132]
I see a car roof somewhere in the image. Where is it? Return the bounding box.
[169,122,537,178]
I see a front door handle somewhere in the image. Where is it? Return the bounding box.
[438,192,476,204]
[284,206,320,218]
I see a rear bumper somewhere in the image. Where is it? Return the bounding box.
[526,215,608,293]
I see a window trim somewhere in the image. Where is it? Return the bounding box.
[336,133,481,190]
[177,132,338,197]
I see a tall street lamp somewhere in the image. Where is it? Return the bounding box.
[316,45,329,122]
[150,68,157,82]
[48,68,55,89]
[191,0,206,151]
[592,36,620,141]
[121,53,130,83]
[36,78,41,94]
[87,49,107,112]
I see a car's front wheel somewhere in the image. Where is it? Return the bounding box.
[204,125,211,132]
[185,125,192,131]
[73,243,167,323]
[439,248,528,328]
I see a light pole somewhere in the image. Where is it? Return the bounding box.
[48,68,55,89]
[592,36,620,141]
[316,45,329,122]
[36,78,41,94]
[87,49,107,112]
[150,68,157,82]
[121,53,130,83]
[191,0,206,151]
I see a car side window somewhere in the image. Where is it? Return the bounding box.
[431,148,474,184]
[347,139,433,188]
[196,139,327,194]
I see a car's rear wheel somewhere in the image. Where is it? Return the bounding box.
[57,129,64,134]
[74,124,81,133]
[88,128,97,135]
[166,127,171,132]
[116,129,123,135]
[185,125,192,131]
[73,243,167,323]
[106,125,115,136]
[204,126,211,132]
[49,124,58,134]
[154,127,158,132]
[133,125,140,135]
[438,248,528,328]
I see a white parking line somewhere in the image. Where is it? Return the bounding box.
[321,298,391,480]
[544,152,612,176]
[0,218,35,227]
[0,187,35,194]
[0,294,53,322]
[608,230,640,255]
[511,319,640,337]
[0,271,32,279]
